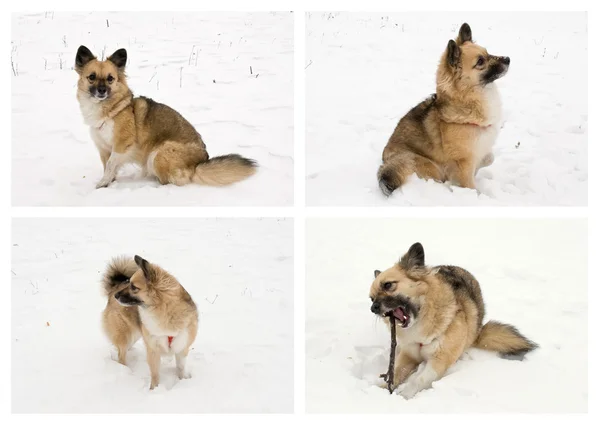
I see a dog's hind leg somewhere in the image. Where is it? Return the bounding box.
[175,348,191,380]
[152,141,207,186]
[378,151,444,196]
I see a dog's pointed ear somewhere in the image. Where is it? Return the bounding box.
[457,23,472,45]
[446,40,461,68]
[108,48,127,70]
[134,255,156,281]
[399,243,425,270]
[374,270,381,278]
[75,45,95,74]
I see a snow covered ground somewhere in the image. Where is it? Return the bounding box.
[306,218,587,412]
[11,218,293,413]
[12,12,293,206]
[306,12,587,206]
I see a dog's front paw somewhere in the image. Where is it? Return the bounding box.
[149,379,159,390]
[398,382,420,400]
[377,373,398,392]
[96,178,112,189]
[177,369,192,380]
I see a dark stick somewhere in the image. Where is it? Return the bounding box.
[386,315,397,394]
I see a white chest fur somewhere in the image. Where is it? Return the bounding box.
[483,83,503,125]
[472,84,503,162]
[79,97,114,151]
[139,308,189,355]
[90,120,115,152]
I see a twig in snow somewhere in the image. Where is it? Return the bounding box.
[205,294,219,304]
[188,45,195,65]
[106,19,110,28]
[29,280,39,295]
[305,60,313,69]
[179,67,183,88]
[380,314,397,394]
[250,65,253,75]
[11,270,16,276]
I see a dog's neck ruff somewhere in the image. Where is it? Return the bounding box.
[441,118,492,129]
[94,96,132,130]
[465,122,492,129]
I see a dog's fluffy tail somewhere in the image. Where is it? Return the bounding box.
[377,155,414,196]
[193,154,257,186]
[474,320,538,360]
[102,256,137,296]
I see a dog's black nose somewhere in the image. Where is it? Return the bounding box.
[371,302,381,314]
[501,56,510,65]
[97,86,107,95]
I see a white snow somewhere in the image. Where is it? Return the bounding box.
[306,12,587,206]
[306,218,587,412]
[11,218,293,413]
[11,12,293,206]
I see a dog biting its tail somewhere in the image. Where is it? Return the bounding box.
[102,256,137,296]
[474,320,539,360]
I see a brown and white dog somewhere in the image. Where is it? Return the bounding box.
[102,255,198,390]
[378,23,510,195]
[370,243,537,399]
[75,46,257,188]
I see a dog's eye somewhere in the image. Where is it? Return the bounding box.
[107,75,114,83]
[88,73,96,81]
[476,56,485,67]
[131,285,138,292]
[383,282,393,291]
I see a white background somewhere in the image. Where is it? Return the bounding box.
[4,0,597,424]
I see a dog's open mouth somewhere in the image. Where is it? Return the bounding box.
[390,307,410,328]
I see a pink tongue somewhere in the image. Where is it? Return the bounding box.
[393,307,406,321]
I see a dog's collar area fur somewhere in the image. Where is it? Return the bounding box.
[441,119,492,129]
[94,96,133,130]
[465,122,492,129]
